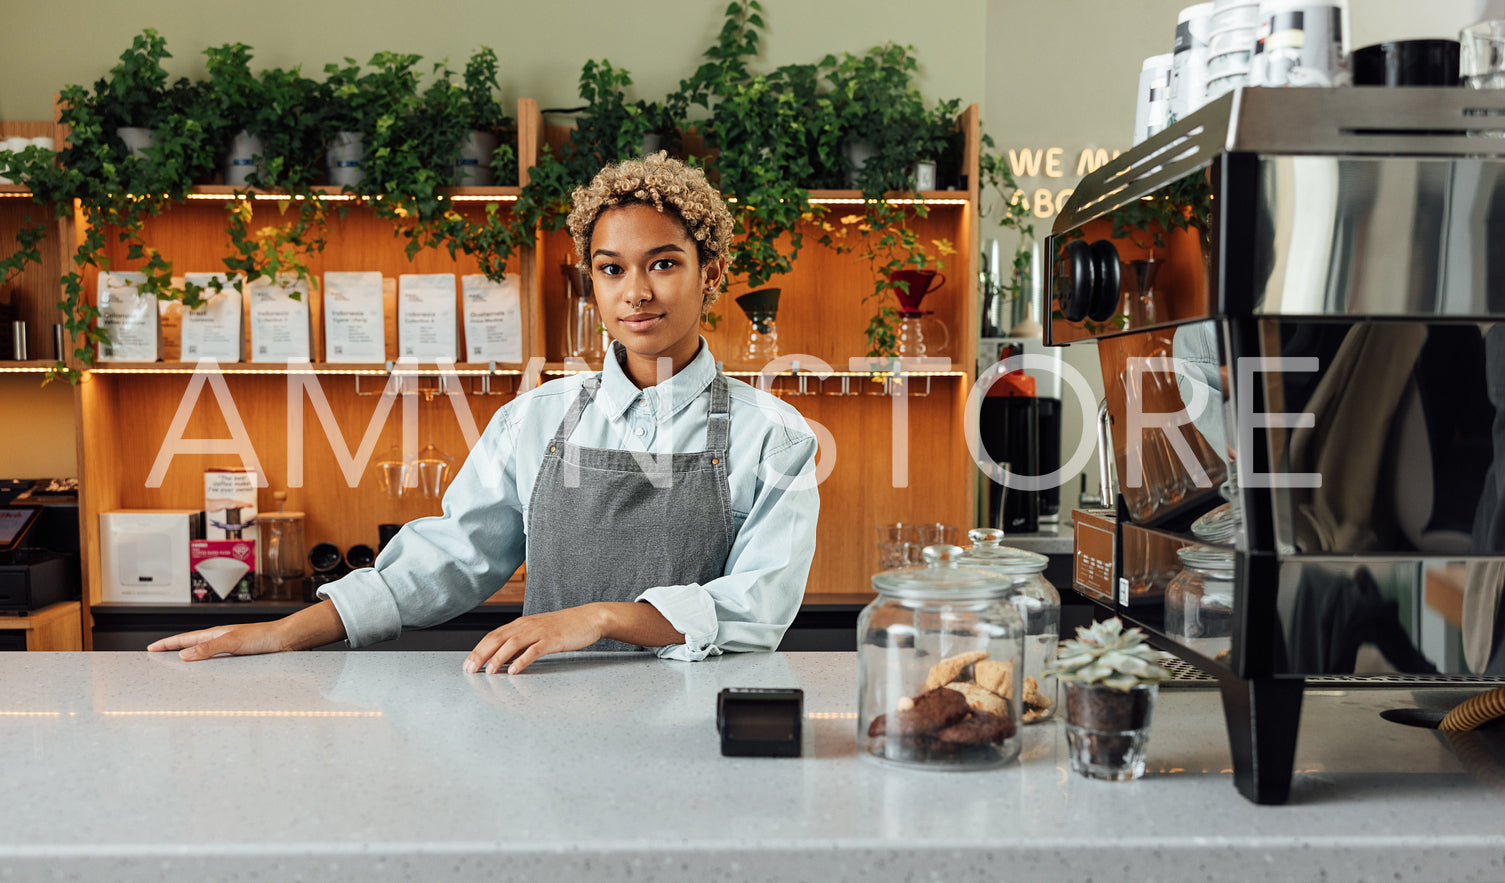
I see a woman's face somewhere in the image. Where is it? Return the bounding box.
[589,204,724,386]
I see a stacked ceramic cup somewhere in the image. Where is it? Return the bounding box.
[1205,0,1260,99]
[1247,0,1350,87]
[1168,3,1214,124]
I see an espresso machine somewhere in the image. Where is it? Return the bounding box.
[1048,87,1505,804]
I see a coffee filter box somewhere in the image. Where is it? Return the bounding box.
[398,274,458,361]
[97,271,159,362]
[461,274,523,362]
[190,539,255,602]
[324,271,386,362]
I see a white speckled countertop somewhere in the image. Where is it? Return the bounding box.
[1,651,1502,882]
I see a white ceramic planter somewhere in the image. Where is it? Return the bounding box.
[454,130,499,186]
[224,130,264,186]
[117,126,156,158]
[327,131,366,187]
[843,140,878,188]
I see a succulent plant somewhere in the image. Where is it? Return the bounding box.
[1044,617,1171,690]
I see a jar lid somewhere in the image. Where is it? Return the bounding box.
[1191,501,1240,544]
[258,511,305,520]
[872,544,1012,600]
[957,528,1049,574]
[1176,544,1235,574]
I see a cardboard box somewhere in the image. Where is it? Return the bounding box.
[205,468,258,545]
[190,539,256,602]
[99,510,204,603]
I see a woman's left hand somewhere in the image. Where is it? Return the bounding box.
[464,606,606,675]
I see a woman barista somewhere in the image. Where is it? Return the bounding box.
[149,154,821,673]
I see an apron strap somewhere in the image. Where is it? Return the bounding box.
[550,375,600,445]
[705,375,730,454]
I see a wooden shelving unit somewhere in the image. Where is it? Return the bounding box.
[5,100,986,647]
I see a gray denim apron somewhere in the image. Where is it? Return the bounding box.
[522,373,736,651]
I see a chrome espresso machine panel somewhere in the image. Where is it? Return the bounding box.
[1047,87,1505,804]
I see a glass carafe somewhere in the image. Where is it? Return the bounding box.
[258,511,306,601]
[562,263,606,360]
[958,528,1061,723]
[897,312,948,358]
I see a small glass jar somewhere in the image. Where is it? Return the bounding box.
[1165,545,1235,658]
[857,545,1024,770]
[958,528,1061,723]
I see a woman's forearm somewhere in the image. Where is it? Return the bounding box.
[276,599,349,651]
[593,601,685,649]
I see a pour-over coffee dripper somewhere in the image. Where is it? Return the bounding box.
[734,289,781,363]
[890,270,947,357]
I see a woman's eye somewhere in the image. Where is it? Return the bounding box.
[596,263,623,276]
[650,258,677,271]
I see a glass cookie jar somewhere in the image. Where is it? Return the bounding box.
[857,545,1025,770]
[1164,544,1236,661]
[957,528,1061,723]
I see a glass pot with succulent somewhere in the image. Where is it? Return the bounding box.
[1043,617,1172,782]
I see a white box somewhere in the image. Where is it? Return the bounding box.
[248,275,312,362]
[180,273,244,362]
[398,273,458,362]
[461,274,523,362]
[96,271,159,362]
[323,271,386,362]
[99,510,203,603]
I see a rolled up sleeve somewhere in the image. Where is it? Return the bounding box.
[638,432,820,661]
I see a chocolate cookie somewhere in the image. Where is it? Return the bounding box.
[936,709,1015,746]
[893,686,970,735]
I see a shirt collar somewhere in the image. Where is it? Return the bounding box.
[596,338,717,420]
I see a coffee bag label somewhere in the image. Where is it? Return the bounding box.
[97,271,158,361]
[181,273,243,362]
[461,274,522,362]
[324,271,386,362]
[398,274,459,362]
[248,275,312,362]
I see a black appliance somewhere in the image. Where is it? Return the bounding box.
[0,478,81,612]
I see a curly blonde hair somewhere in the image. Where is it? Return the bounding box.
[567,152,735,307]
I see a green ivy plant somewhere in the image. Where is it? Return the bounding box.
[36,29,221,379]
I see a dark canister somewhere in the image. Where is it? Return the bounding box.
[1352,39,1462,86]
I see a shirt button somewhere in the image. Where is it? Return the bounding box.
[635,428,645,437]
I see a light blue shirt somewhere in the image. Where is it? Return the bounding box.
[320,340,821,660]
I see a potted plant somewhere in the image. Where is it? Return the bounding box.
[1043,617,1171,781]
[824,43,957,195]
[444,47,516,187]
[40,29,219,378]
[320,52,421,188]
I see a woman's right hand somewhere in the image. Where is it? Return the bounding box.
[147,621,291,660]
[146,600,348,660]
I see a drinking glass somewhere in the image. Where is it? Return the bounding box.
[1462,21,1505,88]
[876,523,918,570]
